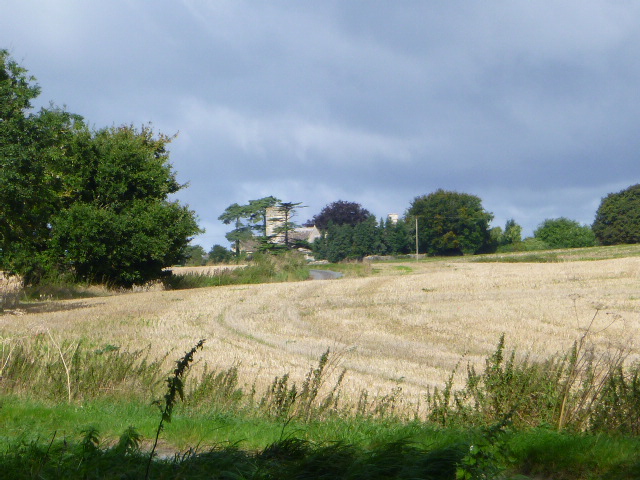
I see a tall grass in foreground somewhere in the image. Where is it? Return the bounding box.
[3,333,640,478]
[2,329,640,434]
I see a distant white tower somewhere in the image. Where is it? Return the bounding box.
[387,213,399,224]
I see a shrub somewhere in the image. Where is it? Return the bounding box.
[534,218,596,249]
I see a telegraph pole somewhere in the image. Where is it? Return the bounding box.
[415,216,419,260]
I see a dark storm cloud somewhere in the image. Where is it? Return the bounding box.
[2,0,639,244]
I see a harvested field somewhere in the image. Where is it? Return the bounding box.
[1,255,639,411]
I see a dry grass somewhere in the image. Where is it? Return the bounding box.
[166,265,246,276]
[0,271,22,310]
[1,255,639,412]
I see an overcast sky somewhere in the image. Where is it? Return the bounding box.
[2,1,639,248]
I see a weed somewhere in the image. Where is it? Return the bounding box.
[456,414,514,480]
[260,349,347,421]
[147,339,205,479]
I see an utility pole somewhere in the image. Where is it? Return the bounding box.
[415,216,419,260]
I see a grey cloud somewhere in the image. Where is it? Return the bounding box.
[2,1,640,248]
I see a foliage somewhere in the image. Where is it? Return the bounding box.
[487,219,525,253]
[248,196,281,236]
[592,184,640,245]
[164,251,309,289]
[219,197,291,254]
[269,201,305,248]
[313,217,412,262]
[407,189,494,256]
[3,332,640,478]
[502,219,523,245]
[0,51,82,281]
[50,198,199,287]
[218,202,254,256]
[0,51,201,287]
[533,217,596,249]
[208,244,233,264]
[147,339,205,479]
[310,200,373,231]
[456,417,513,480]
[495,236,549,253]
[181,245,207,266]
[426,325,629,434]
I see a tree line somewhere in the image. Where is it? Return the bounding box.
[216,184,640,263]
[4,51,638,284]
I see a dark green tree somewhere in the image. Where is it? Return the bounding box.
[407,189,493,255]
[247,196,281,236]
[47,125,201,286]
[270,201,305,248]
[182,245,207,266]
[208,244,233,264]
[502,219,522,245]
[0,52,201,286]
[218,203,253,256]
[50,198,199,286]
[0,50,83,281]
[351,216,381,258]
[592,184,640,245]
[314,223,354,263]
[534,218,596,249]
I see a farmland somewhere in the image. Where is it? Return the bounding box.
[3,246,640,478]
[2,247,639,414]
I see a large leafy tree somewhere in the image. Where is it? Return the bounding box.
[0,51,201,286]
[592,184,640,245]
[502,219,522,246]
[311,200,372,231]
[534,218,595,249]
[533,217,596,248]
[407,189,493,255]
[0,50,82,280]
[208,244,233,264]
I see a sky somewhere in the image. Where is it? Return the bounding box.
[2,1,639,249]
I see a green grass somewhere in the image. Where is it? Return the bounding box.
[3,398,640,479]
[394,265,413,273]
[3,335,640,478]
[308,261,378,277]
[473,252,561,263]
[471,243,640,264]
[509,429,640,479]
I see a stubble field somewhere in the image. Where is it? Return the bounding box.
[2,251,640,412]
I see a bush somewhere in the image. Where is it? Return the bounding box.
[534,218,596,249]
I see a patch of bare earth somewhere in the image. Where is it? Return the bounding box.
[1,257,639,412]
